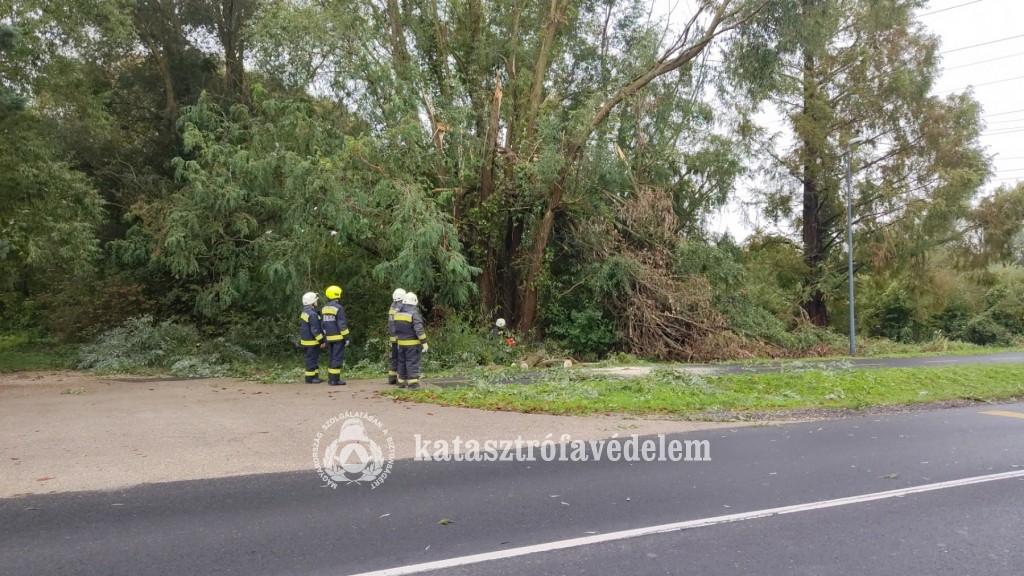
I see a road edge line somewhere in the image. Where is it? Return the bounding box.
[346,469,1024,576]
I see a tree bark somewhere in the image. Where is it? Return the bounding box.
[799,35,828,327]
[515,1,761,333]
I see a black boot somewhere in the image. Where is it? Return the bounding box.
[306,377,323,384]
[329,380,346,386]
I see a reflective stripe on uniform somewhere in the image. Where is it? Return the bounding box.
[300,339,320,346]
[322,306,338,315]
[397,339,421,346]
[304,370,317,376]
[327,368,341,375]
[325,334,345,341]
[393,313,413,322]
[389,337,397,342]
[300,312,309,321]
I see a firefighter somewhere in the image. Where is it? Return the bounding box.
[489,318,507,338]
[321,285,350,386]
[393,292,428,389]
[386,288,407,385]
[299,291,325,384]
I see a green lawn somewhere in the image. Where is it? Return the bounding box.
[0,333,67,373]
[384,364,1024,417]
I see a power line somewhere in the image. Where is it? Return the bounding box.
[985,117,1024,125]
[919,0,984,18]
[982,127,1024,136]
[940,33,1024,55]
[985,108,1024,118]
[935,73,1024,94]
[942,50,1024,71]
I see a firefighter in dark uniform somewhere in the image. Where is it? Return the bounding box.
[321,285,350,386]
[393,292,427,389]
[386,288,406,385]
[299,291,324,383]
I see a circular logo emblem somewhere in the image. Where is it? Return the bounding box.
[313,411,395,489]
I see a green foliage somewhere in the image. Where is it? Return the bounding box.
[0,0,1020,368]
[725,0,989,327]
[420,315,520,370]
[959,313,1011,347]
[865,284,920,343]
[0,331,65,372]
[121,90,477,321]
[544,306,619,360]
[76,315,254,375]
[674,239,797,348]
[390,363,1024,416]
[37,276,155,343]
[0,24,26,116]
[983,267,1024,335]
[958,184,1024,267]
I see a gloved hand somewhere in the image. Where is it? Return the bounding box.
[422,342,430,353]
[320,342,326,349]
[344,336,352,346]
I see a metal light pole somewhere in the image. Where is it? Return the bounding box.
[846,136,866,356]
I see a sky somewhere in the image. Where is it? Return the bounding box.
[670,0,1024,239]
[925,0,1024,189]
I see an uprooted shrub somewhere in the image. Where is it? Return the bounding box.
[580,187,770,361]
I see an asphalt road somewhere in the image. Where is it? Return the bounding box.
[2,401,1023,576]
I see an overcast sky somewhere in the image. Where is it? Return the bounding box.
[656,0,1024,239]
[926,0,1024,188]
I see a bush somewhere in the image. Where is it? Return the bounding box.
[961,313,1012,346]
[221,313,297,356]
[421,315,518,370]
[984,268,1024,335]
[773,322,847,355]
[544,306,619,360]
[76,315,254,375]
[36,276,155,343]
[865,284,928,343]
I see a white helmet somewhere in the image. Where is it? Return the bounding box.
[402,292,418,306]
[392,288,407,302]
[495,318,506,328]
[302,292,318,306]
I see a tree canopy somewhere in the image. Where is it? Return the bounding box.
[0,0,1017,359]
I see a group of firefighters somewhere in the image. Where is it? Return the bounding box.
[299,287,428,388]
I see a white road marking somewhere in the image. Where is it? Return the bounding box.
[346,469,1024,576]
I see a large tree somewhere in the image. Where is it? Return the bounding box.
[0,19,105,307]
[248,0,766,332]
[726,0,989,326]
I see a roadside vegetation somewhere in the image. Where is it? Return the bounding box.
[0,332,65,373]
[385,364,1024,418]
[2,3,1024,395]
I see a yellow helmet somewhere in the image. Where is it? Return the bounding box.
[325,285,342,299]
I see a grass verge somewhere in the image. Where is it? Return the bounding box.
[383,364,1024,417]
[0,333,67,373]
